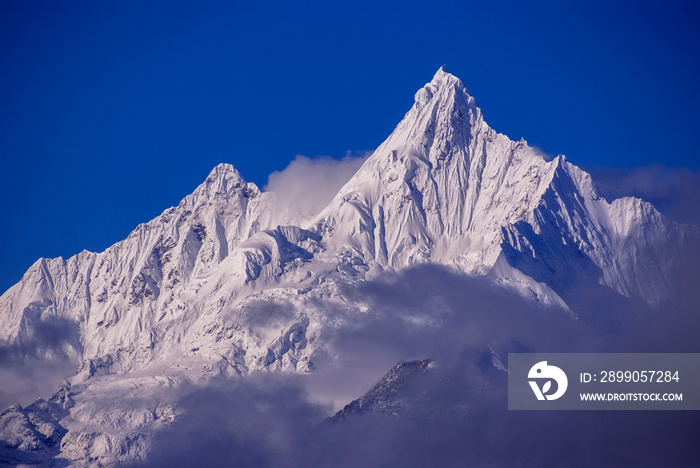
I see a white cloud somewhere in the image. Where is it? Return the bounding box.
[263,152,369,225]
[586,165,700,226]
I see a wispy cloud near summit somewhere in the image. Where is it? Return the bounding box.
[264,153,369,224]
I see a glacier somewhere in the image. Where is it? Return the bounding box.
[0,67,697,467]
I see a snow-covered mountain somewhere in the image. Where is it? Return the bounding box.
[315,68,693,306]
[331,359,434,422]
[1,67,697,466]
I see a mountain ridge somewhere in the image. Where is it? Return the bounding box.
[2,68,696,371]
[0,68,697,466]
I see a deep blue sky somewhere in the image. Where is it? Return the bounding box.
[1,0,699,293]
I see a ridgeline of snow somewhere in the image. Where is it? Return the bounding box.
[1,68,696,466]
